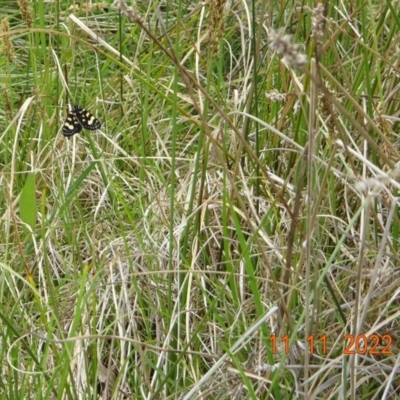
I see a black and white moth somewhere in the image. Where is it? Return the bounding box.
[62,105,101,137]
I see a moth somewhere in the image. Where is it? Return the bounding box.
[62,105,101,137]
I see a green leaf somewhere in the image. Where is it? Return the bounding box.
[20,173,37,232]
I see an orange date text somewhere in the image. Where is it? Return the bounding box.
[269,334,393,355]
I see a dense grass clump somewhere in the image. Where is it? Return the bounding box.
[0,0,399,399]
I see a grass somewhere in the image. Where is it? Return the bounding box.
[0,0,399,399]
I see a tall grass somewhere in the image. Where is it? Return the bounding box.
[0,0,399,399]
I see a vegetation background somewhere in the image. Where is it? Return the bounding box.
[0,0,399,398]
